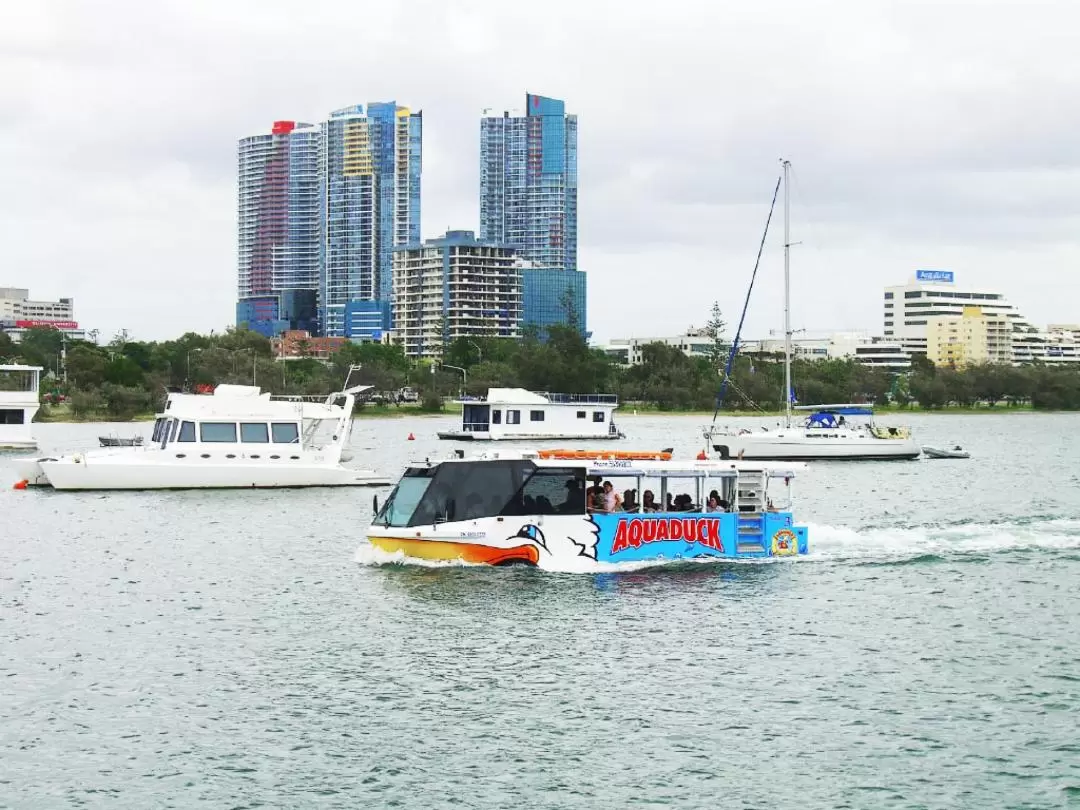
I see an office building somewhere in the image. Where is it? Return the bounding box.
[236,121,321,337]
[321,103,422,339]
[0,288,85,343]
[481,94,581,335]
[391,230,521,359]
[885,270,1080,365]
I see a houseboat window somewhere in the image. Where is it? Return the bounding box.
[507,410,521,425]
[151,418,165,442]
[374,466,437,527]
[271,423,300,443]
[503,467,586,516]
[492,410,502,424]
[593,411,605,422]
[0,409,25,424]
[529,410,545,422]
[240,423,270,443]
[177,421,196,442]
[577,411,586,419]
[200,422,238,443]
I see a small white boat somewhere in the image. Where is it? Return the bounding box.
[437,388,624,442]
[0,365,43,451]
[13,375,391,490]
[923,445,970,459]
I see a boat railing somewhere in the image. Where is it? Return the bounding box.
[461,421,489,432]
[269,394,330,403]
[538,392,619,405]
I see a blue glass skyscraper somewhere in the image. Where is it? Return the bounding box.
[480,94,583,336]
[321,103,422,338]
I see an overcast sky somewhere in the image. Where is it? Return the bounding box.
[3,0,1079,344]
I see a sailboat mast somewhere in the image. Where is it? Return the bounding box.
[782,158,792,426]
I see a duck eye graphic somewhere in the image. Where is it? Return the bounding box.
[512,524,547,550]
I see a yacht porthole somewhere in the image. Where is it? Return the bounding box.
[289,455,300,460]
[175,453,186,458]
[270,455,280,460]
[200,454,210,459]
[226,454,236,459]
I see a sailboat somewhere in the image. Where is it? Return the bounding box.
[705,160,920,461]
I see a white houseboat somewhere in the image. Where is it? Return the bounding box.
[437,388,624,442]
[363,448,808,570]
[12,382,392,490]
[0,365,43,451]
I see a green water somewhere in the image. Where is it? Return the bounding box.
[2,414,1079,808]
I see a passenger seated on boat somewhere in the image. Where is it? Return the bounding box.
[622,489,638,513]
[706,495,721,512]
[641,490,658,512]
[534,495,555,515]
[587,490,605,513]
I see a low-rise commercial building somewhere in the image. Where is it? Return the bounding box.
[0,287,85,343]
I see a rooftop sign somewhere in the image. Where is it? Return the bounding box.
[916,270,954,284]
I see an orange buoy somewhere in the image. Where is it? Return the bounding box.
[13,480,28,490]
[407,433,415,441]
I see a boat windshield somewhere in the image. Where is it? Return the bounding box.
[373,461,587,528]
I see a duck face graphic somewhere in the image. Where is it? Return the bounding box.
[509,517,600,562]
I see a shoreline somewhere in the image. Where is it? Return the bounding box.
[32,403,1045,424]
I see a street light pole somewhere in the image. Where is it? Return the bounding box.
[186,348,203,385]
[440,363,467,397]
[467,340,482,366]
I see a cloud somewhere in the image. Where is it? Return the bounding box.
[2,0,1079,343]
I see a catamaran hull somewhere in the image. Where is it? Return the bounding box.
[713,436,921,461]
[13,457,391,490]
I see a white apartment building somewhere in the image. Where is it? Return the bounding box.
[391,230,522,359]
[0,288,85,343]
[600,329,714,365]
[885,271,1079,365]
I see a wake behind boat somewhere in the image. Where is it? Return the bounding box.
[13,378,391,490]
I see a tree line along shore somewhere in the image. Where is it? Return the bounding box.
[3,317,1078,423]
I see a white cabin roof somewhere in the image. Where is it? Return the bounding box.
[415,449,804,478]
[464,388,619,406]
[158,385,369,421]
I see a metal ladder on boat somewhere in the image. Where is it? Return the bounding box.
[735,470,768,554]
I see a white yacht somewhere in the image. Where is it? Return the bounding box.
[706,160,919,461]
[709,404,920,461]
[12,381,392,490]
[437,388,624,442]
[0,365,43,451]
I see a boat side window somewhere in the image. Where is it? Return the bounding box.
[409,460,530,526]
[177,421,196,442]
[506,410,521,425]
[491,410,502,424]
[240,423,270,443]
[577,411,586,419]
[168,419,179,443]
[271,423,300,444]
[529,410,545,422]
[200,422,238,443]
[151,418,165,443]
[593,411,605,423]
[504,467,586,516]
